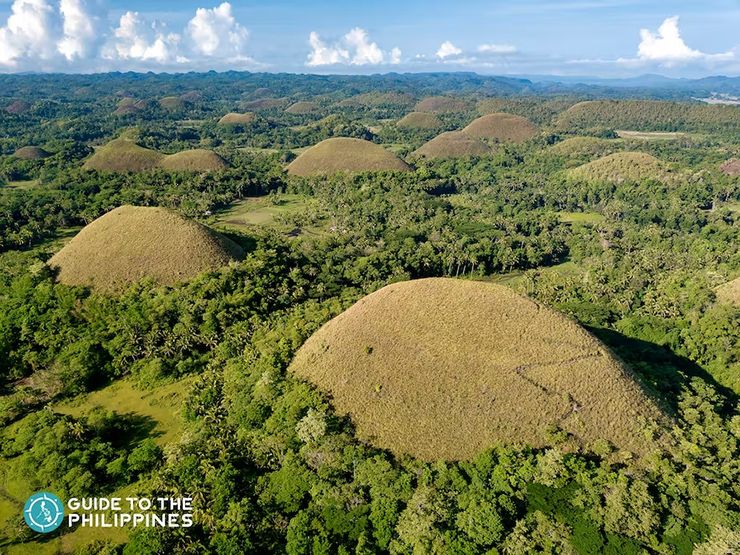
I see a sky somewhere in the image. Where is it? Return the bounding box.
[0,0,739,77]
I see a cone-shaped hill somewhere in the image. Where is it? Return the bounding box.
[48,206,245,292]
[463,113,539,143]
[412,131,493,159]
[568,152,672,183]
[289,278,667,461]
[157,149,228,172]
[286,138,411,176]
[12,146,50,160]
[396,112,442,129]
[285,101,322,114]
[415,96,470,113]
[218,112,257,125]
[84,139,227,173]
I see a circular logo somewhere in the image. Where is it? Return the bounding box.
[24,492,64,533]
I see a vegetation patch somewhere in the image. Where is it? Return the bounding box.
[337,92,415,108]
[463,113,539,142]
[716,277,740,306]
[285,101,322,114]
[549,136,621,157]
[48,205,245,291]
[289,278,667,461]
[218,112,257,125]
[112,105,139,116]
[157,149,228,172]
[415,96,470,113]
[568,152,674,183]
[412,131,493,158]
[396,112,443,129]
[616,130,685,140]
[720,158,740,176]
[11,146,50,160]
[5,101,31,114]
[286,137,411,176]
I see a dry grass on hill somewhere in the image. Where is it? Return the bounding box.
[84,138,165,172]
[218,112,257,125]
[463,113,539,143]
[12,146,50,160]
[337,92,416,108]
[415,96,470,113]
[48,205,245,292]
[239,98,289,111]
[134,99,151,110]
[180,91,203,102]
[549,137,621,158]
[720,158,740,176]
[157,149,228,172]
[289,278,667,461]
[717,278,740,306]
[568,152,673,183]
[158,97,186,110]
[286,138,411,176]
[396,112,443,129]
[412,131,493,159]
[285,101,322,114]
[113,105,139,116]
[6,101,31,114]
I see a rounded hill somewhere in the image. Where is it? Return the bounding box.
[285,101,322,115]
[157,149,228,172]
[218,112,257,125]
[720,158,740,176]
[412,131,493,159]
[12,146,50,160]
[286,138,411,176]
[48,206,245,291]
[289,278,666,461]
[239,98,288,111]
[549,136,620,158]
[415,96,470,113]
[84,138,164,172]
[158,97,186,110]
[6,101,31,114]
[568,152,672,183]
[463,113,539,142]
[396,112,442,129]
[113,105,139,116]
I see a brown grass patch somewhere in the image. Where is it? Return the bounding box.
[180,91,203,102]
[113,105,139,116]
[412,131,493,159]
[84,138,164,172]
[717,278,740,306]
[218,112,258,125]
[720,158,740,176]
[12,146,50,160]
[134,99,151,110]
[285,101,322,114]
[286,138,411,176]
[5,101,31,114]
[463,113,539,143]
[289,278,667,461]
[568,152,673,183]
[396,112,442,129]
[48,205,244,292]
[157,149,228,172]
[239,98,289,111]
[158,96,186,110]
[337,92,416,108]
[415,96,471,113]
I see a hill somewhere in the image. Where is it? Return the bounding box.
[549,136,621,157]
[412,131,493,159]
[286,138,411,176]
[568,152,673,183]
[158,97,186,110]
[289,278,666,461]
[285,101,322,115]
[396,112,443,129]
[463,113,539,142]
[239,98,288,111]
[83,138,164,172]
[557,100,740,132]
[11,146,50,160]
[113,105,139,116]
[337,92,416,108]
[415,96,470,113]
[716,278,740,306]
[157,149,228,172]
[720,158,740,176]
[5,101,31,114]
[48,206,245,291]
[218,112,257,125]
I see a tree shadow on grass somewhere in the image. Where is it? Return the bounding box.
[588,326,739,416]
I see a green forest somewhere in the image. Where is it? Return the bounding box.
[2,71,740,554]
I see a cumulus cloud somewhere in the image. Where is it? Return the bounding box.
[619,16,734,67]
[436,40,462,59]
[477,44,517,55]
[306,27,400,66]
[0,0,257,71]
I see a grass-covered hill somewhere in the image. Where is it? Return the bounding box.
[157,149,228,172]
[549,136,621,158]
[412,131,493,158]
[396,112,443,129]
[721,158,740,176]
[558,100,740,133]
[11,146,50,160]
[239,98,289,111]
[568,152,674,183]
[289,278,667,461]
[285,101,322,115]
[158,96,186,110]
[83,138,227,172]
[286,137,411,176]
[48,205,244,291]
[218,112,258,125]
[415,96,471,113]
[463,113,539,142]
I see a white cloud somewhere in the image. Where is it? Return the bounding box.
[58,0,103,61]
[477,44,517,55]
[436,40,462,59]
[0,0,60,66]
[306,27,400,66]
[185,2,249,60]
[106,11,181,63]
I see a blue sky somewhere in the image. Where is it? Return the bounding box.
[0,0,738,76]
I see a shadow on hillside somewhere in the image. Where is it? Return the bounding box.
[219,229,258,253]
[588,326,739,415]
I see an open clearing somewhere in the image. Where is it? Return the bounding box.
[557,211,605,223]
[214,194,325,235]
[616,130,686,140]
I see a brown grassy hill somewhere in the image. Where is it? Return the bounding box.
[720,158,740,176]
[289,278,666,461]
[285,101,322,115]
[549,137,621,158]
[568,152,673,183]
[157,149,228,172]
[12,146,50,160]
[48,205,244,291]
[337,92,416,108]
[415,96,470,113]
[463,113,539,143]
[557,100,740,132]
[84,139,164,172]
[180,91,203,102]
[396,112,443,129]
[286,138,411,176]
[118,97,135,107]
[239,98,289,111]
[477,98,576,125]
[412,131,493,159]
[134,100,151,110]
[717,278,740,306]
[218,112,257,125]
[113,105,139,116]
[6,101,31,114]
[159,97,186,110]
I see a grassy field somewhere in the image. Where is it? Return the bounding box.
[557,211,605,223]
[214,194,327,236]
[2,180,40,190]
[289,278,667,461]
[616,130,686,140]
